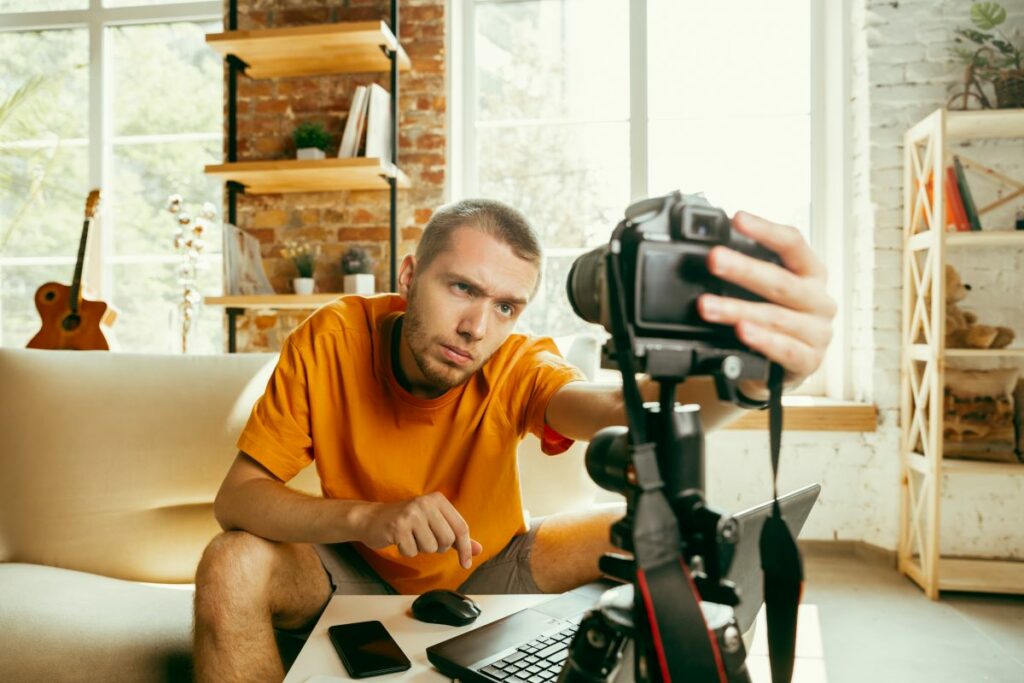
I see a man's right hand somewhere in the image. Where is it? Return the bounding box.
[356,492,483,569]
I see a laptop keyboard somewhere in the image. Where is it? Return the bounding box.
[476,622,579,683]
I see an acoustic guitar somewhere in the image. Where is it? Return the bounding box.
[27,190,116,350]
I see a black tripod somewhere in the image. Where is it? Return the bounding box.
[555,251,802,683]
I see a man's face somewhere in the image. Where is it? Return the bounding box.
[400,226,539,393]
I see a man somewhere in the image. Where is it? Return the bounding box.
[193,199,835,682]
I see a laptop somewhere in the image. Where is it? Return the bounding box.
[427,483,821,683]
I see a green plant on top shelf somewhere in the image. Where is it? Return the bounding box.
[293,121,332,152]
[950,1,1024,109]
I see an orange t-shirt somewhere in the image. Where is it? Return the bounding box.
[236,294,585,594]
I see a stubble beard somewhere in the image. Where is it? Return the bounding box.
[403,287,482,392]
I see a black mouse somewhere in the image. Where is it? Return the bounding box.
[411,589,481,626]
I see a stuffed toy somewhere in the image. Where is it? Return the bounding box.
[943,264,1014,349]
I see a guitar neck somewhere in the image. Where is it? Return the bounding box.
[68,217,90,314]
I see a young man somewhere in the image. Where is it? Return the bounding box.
[193,199,835,682]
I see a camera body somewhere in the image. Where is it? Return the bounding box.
[567,191,781,380]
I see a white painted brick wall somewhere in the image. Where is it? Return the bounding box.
[706,0,1024,560]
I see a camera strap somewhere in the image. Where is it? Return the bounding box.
[759,362,803,683]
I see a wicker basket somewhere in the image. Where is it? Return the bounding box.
[994,69,1024,109]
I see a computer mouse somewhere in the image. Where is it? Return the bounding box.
[411,589,482,627]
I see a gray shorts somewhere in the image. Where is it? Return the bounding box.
[314,516,546,597]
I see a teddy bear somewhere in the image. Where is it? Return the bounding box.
[943,264,1014,349]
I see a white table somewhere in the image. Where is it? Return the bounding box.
[283,594,550,683]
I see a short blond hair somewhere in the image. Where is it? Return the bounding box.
[415,199,542,275]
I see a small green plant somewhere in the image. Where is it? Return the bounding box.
[292,121,332,152]
[282,239,320,278]
[341,246,375,275]
[950,2,1024,109]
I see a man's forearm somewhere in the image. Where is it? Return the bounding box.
[214,478,372,545]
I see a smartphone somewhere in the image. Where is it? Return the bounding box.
[327,620,412,678]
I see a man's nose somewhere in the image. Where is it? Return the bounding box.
[457,301,487,341]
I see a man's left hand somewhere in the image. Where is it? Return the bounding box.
[697,211,837,394]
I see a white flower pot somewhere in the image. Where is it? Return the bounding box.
[296,148,326,160]
[293,277,315,295]
[344,273,376,295]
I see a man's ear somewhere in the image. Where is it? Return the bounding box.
[397,254,417,298]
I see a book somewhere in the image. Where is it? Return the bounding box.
[945,166,970,232]
[953,155,982,231]
[363,83,392,162]
[223,224,274,296]
[338,85,369,158]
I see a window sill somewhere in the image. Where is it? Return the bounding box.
[723,397,878,432]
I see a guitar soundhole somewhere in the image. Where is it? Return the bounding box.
[62,314,81,332]
[44,291,56,301]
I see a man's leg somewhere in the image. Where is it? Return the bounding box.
[193,530,333,683]
[529,503,627,593]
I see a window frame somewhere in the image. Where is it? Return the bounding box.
[450,0,852,398]
[0,0,221,343]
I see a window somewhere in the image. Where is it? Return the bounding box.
[457,0,835,394]
[0,1,223,352]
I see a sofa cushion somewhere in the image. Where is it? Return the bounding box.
[0,349,307,583]
[0,563,194,682]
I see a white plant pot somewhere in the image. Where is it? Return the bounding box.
[296,148,326,160]
[344,273,376,295]
[293,277,315,295]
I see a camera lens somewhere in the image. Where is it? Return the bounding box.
[566,245,608,325]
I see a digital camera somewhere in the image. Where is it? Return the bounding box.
[566,191,782,378]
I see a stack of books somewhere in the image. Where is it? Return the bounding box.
[934,155,983,232]
[337,83,392,162]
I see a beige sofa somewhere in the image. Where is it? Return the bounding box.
[0,339,599,682]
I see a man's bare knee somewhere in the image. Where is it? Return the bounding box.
[194,531,276,624]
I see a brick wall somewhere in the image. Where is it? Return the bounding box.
[224,0,445,351]
[708,0,1024,557]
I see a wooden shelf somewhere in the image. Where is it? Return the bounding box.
[725,398,877,432]
[908,452,1024,476]
[944,347,1024,358]
[204,158,410,194]
[945,109,1024,141]
[939,558,1024,595]
[205,294,341,310]
[908,344,1024,360]
[206,21,411,79]
[946,230,1024,247]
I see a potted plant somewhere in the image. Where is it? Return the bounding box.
[293,121,332,160]
[949,2,1024,109]
[282,239,320,295]
[341,246,376,295]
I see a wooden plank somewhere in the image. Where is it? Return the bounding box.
[946,231,1024,248]
[942,458,1024,476]
[724,400,877,432]
[946,109,1024,141]
[939,558,1024,595]
[204,158,410,194]
[205,294,341,310]
[207,21,412,78]
[944,347,1024,358]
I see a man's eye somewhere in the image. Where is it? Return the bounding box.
[498,303,514,317]
[454,282,470,293]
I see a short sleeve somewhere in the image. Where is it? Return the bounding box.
[235,333,314,481]
[503,337,586,455]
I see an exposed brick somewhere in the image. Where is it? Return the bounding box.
[414,208,432,224]
[253,209,288,229]
[338,227,390,241]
